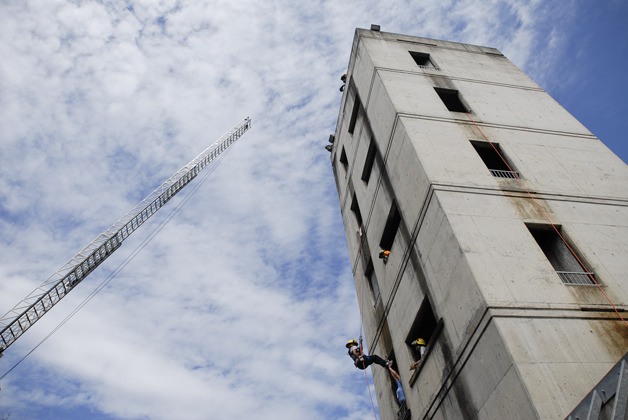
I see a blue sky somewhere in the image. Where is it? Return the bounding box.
[547,1,627,163]
[0,1,626,419]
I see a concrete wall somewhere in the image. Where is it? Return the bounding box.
[331,28,628,420]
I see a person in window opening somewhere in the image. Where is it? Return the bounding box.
[346,339,397,373]
[409,337,427,370]
[389,368,406,404]
[378,249,390,262]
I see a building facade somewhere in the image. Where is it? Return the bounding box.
[330,28,628,419]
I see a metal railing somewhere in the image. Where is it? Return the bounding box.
[489,169,519,179]
[418,65,440,70]
[558,271,596,285]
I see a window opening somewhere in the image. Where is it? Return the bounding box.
[434,87,469,113]
[406,297,437,369]
[527,224,595,285]
[409,51,436,69]
[398,401,411,420]
[361,138,377,183]
[350,194,363,228]
[339,147,349,172]
[379,201,401,252]
[385,350,407,412]
[348,94,361,134]
[470,140,519,179]
[365,260,381,305]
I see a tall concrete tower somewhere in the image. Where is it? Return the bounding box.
[330,28,628,419]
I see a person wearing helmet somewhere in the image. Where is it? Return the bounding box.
[410,337,427,370]
[346,339,392,371]
[347,339,406,405]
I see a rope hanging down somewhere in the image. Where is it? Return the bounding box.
[465,113,626,328]
[354,239,379,420]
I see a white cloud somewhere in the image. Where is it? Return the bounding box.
[0,0,602,418]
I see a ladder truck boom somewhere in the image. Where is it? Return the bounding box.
[0,117,251,355]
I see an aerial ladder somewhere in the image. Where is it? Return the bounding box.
[0,118,251,356]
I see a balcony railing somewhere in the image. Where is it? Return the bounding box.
[558,271,596,285]
[489,169,519,179]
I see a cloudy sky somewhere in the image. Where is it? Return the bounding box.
[0,1,626,419]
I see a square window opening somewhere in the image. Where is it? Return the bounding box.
[361,138,377,183]
[339,147,349,172]
[527,224,595,285]
[406,297,437,365]
[434,87,469,113]
[385,350,406,408]
[470,140,519,179]
[379,201,401,252]
[365,260,381,305]
[348,94,361,134]
[350,194,363,228]
[409,51,435,69]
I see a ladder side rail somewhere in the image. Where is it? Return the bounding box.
[0,233,125,350]
[32,116,250,290]
[0,118,250,353]
[5,116,250,300]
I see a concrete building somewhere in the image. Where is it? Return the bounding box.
[330,27,628,420]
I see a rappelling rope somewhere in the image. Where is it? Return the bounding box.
[354,245,379,420]
[465,113,627,327]
[361,357,379,420]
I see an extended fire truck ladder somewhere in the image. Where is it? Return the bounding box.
[0,117,251,356]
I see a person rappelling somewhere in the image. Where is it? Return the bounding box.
[346,338,396,372]
[346,338,406,405]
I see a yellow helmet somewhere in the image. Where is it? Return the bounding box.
[412,338,426,346]
[346,339,358,349]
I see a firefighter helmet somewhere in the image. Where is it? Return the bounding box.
[412,338,426,346]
